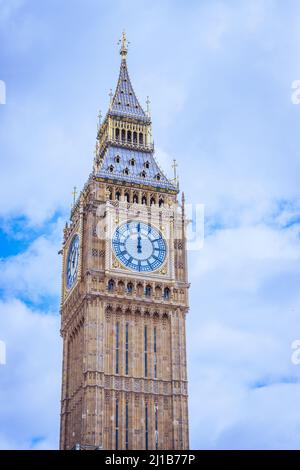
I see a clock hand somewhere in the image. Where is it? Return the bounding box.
[137,223,142,254]
[137,235,142,254]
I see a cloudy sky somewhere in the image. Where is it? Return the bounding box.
[1,0,300,450]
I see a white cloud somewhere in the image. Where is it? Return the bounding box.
[196,222,300,283]
[0,299,61,450]
[0,97,93,225]
[0,219,63,302]
[1,0,300,450]
[187,206,300,449]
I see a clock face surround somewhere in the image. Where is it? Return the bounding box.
[66,234,80,289]
[112,221,166,273]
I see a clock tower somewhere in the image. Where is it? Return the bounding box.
[59,33,190,450]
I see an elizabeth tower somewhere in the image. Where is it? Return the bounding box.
[59,34,190,450]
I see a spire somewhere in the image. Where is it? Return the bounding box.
[109,33,149,122]
[94,34,178,194]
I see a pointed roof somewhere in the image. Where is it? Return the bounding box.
[96,145,177,192]
[109,33,149,122]
[95,33,178,193]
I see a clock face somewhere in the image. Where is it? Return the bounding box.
[66,234,80,289]
[112,221,166,273]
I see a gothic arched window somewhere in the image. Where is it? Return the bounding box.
[125,192,130,202]
[142,195,147,205]
[106,187,112,200]
[121,129,126,142]
[139,132,143,145]
[150,197,155,206]
[164,287,170,300]
[116,191,121,201]
[127,282,133,294]
[137,283,143,296]
[145,285,152,297]
[108,279,115,292]
[115,128,120,140]
[133,194,138,203]
[159,197,164,207]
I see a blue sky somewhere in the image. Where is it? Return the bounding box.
[1,0,300,449]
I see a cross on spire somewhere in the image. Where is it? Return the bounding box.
[109,89,113,105]
[172,159,178,181]
[97,110,102,132]
[146,96,151,116]
[118,30,129,58]
[72,186,77,206]
[93,141,98,157]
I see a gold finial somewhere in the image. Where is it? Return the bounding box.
[172,159,178,182]
[146,96,151,116]
[98,110,102,126]
[97,110,102,132]
[109,89,113,105]
[94,140,99,158]
[72,186,77,206]
[181,191,185,214]
[118,30,129,58]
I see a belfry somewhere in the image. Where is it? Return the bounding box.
[59,33,190,450]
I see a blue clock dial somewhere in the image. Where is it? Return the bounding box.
[66,234,80,289]
[112,221,166,273]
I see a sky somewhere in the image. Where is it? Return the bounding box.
[1,0,300,450]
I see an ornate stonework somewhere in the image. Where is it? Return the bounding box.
[59,34,189,450]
